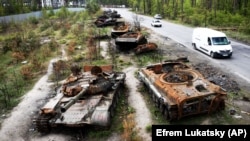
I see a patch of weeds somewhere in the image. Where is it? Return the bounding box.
[87,130,112,139]
[73,53,86,62]
[86,59,110,66]
[137,85,168,124]
[134,52,163,67]
[124,61,133,66]
[118,59,124,64]
[121,114,142,141]
[60,28,68,36]
[40,21,51,32]
[207,109,237,124]
[145,124,152,133]
[128,106,136,114]
[28,16,39,25]
[59,39,67,44]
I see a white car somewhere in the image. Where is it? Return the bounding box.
[154,14,162,19]
[151,19,162,27]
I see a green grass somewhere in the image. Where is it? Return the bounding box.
[133,52,164,67]
[225,30,250,45]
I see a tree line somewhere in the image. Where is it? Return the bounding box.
[2,0,250,34]
[0,0,86,16]
[101,0,250,34]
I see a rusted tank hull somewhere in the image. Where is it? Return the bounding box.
[33,65,126,133]
[137,60,227,121]
[111,24,130,38]
[111,31,129,39]
[94,19,117,27]
[134,42,158,54]
[115,32,147,51]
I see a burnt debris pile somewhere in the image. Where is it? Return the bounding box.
[193,63,240,94]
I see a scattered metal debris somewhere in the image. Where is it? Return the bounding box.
[193,63,241,94]
[134,42,158,54]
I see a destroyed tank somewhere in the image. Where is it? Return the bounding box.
[33,64,126,133]
[115,31,147,51]
[133,42,158,54]
[137,58,227,121]
[111,22,131,38]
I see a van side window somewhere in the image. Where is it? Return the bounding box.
[208,37,211,45]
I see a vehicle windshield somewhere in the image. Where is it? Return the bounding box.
[212,37,230,45]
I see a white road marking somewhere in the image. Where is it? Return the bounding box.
[234,71,250,83]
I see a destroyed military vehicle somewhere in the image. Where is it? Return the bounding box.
[103,9,121,18]
[94,17,118,27]
[115,31,147,51]
[133,42,158,54]
[33,64,126,133]
[137,59,227,121]
[111,22,131,38]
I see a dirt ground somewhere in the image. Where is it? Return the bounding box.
[0,27,250,141]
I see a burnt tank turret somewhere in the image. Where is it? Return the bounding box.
[115,31,148,51]
[137,58,227,121]
[33,64,126,133]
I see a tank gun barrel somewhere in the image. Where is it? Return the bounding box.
[61,87,88,112]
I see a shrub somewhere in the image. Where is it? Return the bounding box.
[190,14,203,26]
[40,21,51,32]
[20,65,33,80]
[28,16,39,25]
[60,28,68,36]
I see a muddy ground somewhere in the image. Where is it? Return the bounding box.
[0,27,250,141]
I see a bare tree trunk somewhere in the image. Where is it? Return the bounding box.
[43,0,47,8]
[191,0,197,7]
[172,0,178,19]
[243,0,248,16]
[233,0,236,14]
[208,0,212,11]
[51,0,53,8]
[181,0,184,21]
[143,0,146,14]
[214,0,217,18]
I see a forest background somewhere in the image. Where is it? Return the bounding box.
[1,0,249,40]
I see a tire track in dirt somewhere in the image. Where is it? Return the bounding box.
[123,66,152,141]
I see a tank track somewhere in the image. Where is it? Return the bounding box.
[33,114,52,133]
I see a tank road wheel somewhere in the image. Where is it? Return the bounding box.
[113,94,118,108]
[148,88,153,95]
[163,108,170,120]
[110,106,115,117]
[34,114,52,133]
[159,103,165,114]
[168,110,178,121]
[116,90,120,100]
[112,94,116,107]
[117,90,121,98]
[152,95,157,107]
[155,99,160,108]
[111,95,117,118]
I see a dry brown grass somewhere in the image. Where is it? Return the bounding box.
[121,113,142,141]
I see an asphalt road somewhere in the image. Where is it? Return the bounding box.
[113,8,250,84]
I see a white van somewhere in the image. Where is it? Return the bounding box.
[192,27,233,58]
